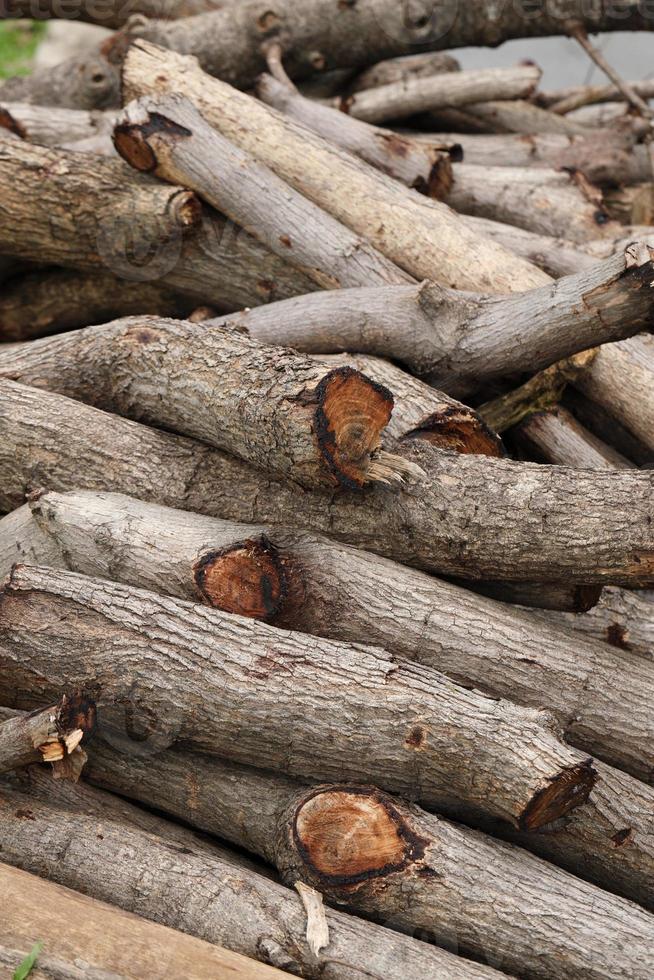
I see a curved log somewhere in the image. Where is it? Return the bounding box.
[5,489,654,778]
[114,93,411,290]
[121,41,549,293]
[0,693,96,777]
[0,563,596,831]
[1,382,653,587]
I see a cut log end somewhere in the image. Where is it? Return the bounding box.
[0,107,25,139]
[292,786,428,888]
[520,760,597,831]
[114,110,193,175]
[313,367,395,488]
[193,537,287,621]
[404,409,505,458]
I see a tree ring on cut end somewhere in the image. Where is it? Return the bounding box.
[194,536,287,621]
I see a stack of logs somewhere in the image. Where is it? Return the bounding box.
[1,2,654,978]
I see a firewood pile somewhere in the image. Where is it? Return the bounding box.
[1,2,654,978]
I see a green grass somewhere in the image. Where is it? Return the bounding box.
[0,21,46,78]
[13,941,43,980]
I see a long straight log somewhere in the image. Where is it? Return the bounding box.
[541,78,654,113]
[1,381,653,586]
[205,245,654,394]
[329,65,541,123]
[0,316,411,490]
[121,41,549,293]
[0,693,96,776]
[0,786,507,980]
[511,406,635,469]
[0,564,596,830]
[81,745,654,979]
[423,100,593,136]
[464,216,597,278]
[115,94,411,290]
[0,139,316,310]
[467,580,604,612]
[5,489,654,778]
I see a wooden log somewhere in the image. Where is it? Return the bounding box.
[0,268,194,341]
[0,316,412,490]
[0,101,117,146]
[422,100,593,136]
[0,563,597,830]
[0,864,290,980]
[327,65,541,124]
[115,93,412,290]
[1,381,653,587]
[121,41,550,293]
[446,164,620,243]
[541,77,654,114]
[510,406,635,469]
[605,183,654,225]
[575,334,654,453]
[0,693,96,777]
[531,587,654,661]
[463,216,597,278]
[0,139,316,311]
[0,52,119,109]
[6,488,654,778]
[349,51,461,91]
[84,743,654,980]
[466,580,604,612]
[256,73,459,197]
[0,0,234,28]
[563,387,654,468]
[0,789,507,980]
[205,244,654,395]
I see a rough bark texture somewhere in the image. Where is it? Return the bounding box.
[575,334,654,453]
[331,66,541,123]
[511,406,635,469]
[0,787,506,980]
[349,51,461,91]
[0,0,233,27]
[256,73,458,197]
[0,138,316,310]
[0,693,95,776]
[0,564,596,831]
[121,41,549,293]
[115,93,411,291]
[0,101,117,146]
[1,381,653,586]
[0,268,194,341]
[0,863,291,980]
[207,245,654,395]
[0,315,408,490]
[563,386,654,467]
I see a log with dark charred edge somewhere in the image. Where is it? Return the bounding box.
[0,693,96,777]
[114,93,412,291]
[204,245,654,396]
[0,269,195,342]
[0,786,508,980]
[0,316,409,491]
[0,139,316,311]
[256,73,458,197]
[120,41,549,294]
[80,743,654,975]
[510,406,635,469]
[1,382,653,588]
[3,490,653,778]
[0,564,596,831]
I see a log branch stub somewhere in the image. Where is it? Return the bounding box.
[0,692,96,777]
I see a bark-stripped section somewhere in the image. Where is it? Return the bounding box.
[1,382,653,587]
[0,564,596,830]
[0,694,96,777]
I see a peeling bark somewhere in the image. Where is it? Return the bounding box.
[121,41,549,293]
[511,406,635,469]
[114,93,411,290]
[0,693,96,777]
[1,382,652,586]
[0,564,596,830]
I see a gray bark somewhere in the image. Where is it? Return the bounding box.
[542,77,654,114]
[0,563,596,831]
[466,580,603,612]
[0,101,117,146]
[423,100,593,136]
[463,216,597,278]
[0,316,410,490]
[0,0,235,27]
[1,381,653,587]
[349,51,461,92]
[4,489,654,779]
[115,94,411,290]
[0,694,96,776]
[0,52,119,109]
[511,406,635,469]
[121,40,549,293]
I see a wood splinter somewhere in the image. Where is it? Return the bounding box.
[0,693,96,780]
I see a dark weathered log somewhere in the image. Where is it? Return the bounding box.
[206,244,654,395]
[328,65,541,124]
[256,73,458,196]
[115,93,411,290]
[0,317,413,490]
[0,563,596,830]
[0,693,95,777]
[466,580,603,612]
[0,139,316,310]
[0,101,117,146]
[122,41,549,293]
[0,788,506,980]
[0,268,194,341]
[575,334,654,453]
[0,52,119,109]
[7,489,654,778]
[0,864,291,980]
[510,406,635,469]
[1,381,653,587]
[349,51,461,91]
[423,100,592,136]
[531,587,654,661]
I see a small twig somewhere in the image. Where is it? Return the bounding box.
[263,41,297,91]
[566,22,652,119]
